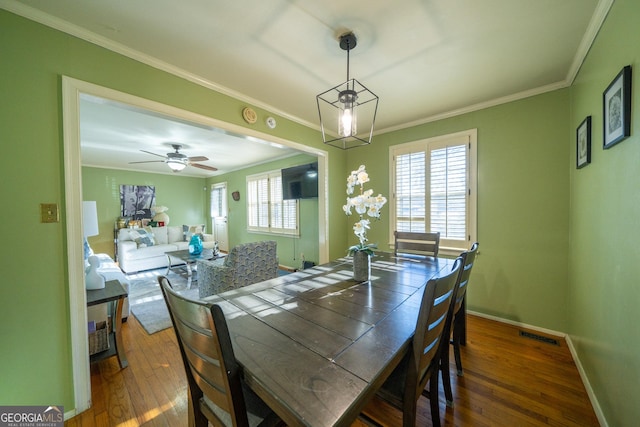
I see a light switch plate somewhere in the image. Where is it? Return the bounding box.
[41,203,59,223]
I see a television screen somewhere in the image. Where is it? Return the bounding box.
[282,162,318,200]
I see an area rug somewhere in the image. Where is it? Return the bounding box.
[127,266,292,334]
[127,267,199,334]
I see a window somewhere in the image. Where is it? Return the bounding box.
[247,170,298,235]
[390,129,477,254]
[210,184,226,218]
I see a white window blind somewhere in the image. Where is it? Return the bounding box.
[210,185,225,218]
[247,171,298,235]
[391,130,477,254]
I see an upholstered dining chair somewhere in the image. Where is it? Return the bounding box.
[372,257,462,427]
[158,276,283,427]
[394,231,441,258]
[432,242,479,409]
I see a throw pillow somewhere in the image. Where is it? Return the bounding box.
[151,226,169,245]
[183,224,205,241]
[129,228,156,248]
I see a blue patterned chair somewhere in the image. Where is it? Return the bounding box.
[197,241,278,298]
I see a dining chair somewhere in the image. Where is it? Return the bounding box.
[450,242,479,376]
[372,257,462,427]
[394,231,441,258]
[158,276,283,427]
[428,241,479,410]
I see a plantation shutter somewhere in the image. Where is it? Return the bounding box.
[269,173,298,235]
[429,142,467,240]
[392,130,474,252]
[247,171,299,235]
[395,151,426,232]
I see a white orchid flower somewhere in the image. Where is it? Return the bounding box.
[343,165,385,253]
[356,171,369,185]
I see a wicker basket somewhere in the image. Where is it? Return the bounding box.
[89,321,110,355]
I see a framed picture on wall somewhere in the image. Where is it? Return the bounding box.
[576,116,591,169]
[603,65,632,149]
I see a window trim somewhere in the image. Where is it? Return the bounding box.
[246,169,299,236]
[389,129,477,256]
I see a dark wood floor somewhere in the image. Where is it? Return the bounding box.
[65,313,599,427]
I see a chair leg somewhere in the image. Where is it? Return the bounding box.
[429,372,441,427]
[187,388,208,427]
[452,314,464,376]
[402,394,417,427]
[439,342,454,407]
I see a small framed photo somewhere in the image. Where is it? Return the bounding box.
[576,116,591,169]
[603,65,632,149]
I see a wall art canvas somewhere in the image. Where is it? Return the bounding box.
[603,65,632,149]
[577,116,591,169]
[120,185,156,219]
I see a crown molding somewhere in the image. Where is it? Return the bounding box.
[0,0,320,131]
[2,0,613,137]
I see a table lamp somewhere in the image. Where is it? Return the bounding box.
[83,201,105,290]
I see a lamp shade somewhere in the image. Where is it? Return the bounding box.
[167,158,187,171]
[83,201,99,237]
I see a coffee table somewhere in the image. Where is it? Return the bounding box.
[165,248,223,286]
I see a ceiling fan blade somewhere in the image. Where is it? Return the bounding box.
[128,160,165,164]
[140,149,167,159]
[191,163,218,171]
[188,155,208,162]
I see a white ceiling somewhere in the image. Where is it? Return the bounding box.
[4,0,607,177]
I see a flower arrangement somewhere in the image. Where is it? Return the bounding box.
[343,165,387,256]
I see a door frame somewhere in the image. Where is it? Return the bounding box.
[62,76,329,413]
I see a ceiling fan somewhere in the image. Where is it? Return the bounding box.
[129,144,218,172]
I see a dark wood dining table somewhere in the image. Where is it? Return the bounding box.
[203,252,454,427]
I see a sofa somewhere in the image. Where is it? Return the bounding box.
[198,240,278,298]
[87,253,130,321]
[117,225,216,273]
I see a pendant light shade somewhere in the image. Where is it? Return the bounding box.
[317,32,379,149]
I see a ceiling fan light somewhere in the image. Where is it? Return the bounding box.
[166,158,186,172]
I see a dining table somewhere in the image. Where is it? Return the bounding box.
[203,251,454,427]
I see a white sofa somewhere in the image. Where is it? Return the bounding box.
[117,225,216,273]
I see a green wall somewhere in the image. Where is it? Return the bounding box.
[82,167,210,257]
[2,2,638,423]
[0,9,345,412]
[351,90,571,331]
[207,153,320,269]
[568,0,640,424]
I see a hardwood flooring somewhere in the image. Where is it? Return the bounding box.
[64,313,599,427]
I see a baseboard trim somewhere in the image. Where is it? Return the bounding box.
[468,310,607,426]
[565,335,608,427]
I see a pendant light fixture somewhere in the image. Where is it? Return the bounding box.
[317,32,379,149]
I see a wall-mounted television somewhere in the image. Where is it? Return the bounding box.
[282,162,318,200]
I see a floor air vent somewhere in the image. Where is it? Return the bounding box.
[519,330,559,346]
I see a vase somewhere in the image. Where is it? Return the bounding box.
[188,234,203,255]
[352,251,371,282]
[85,255,106,290]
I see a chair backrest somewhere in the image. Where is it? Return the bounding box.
[408,257,462,401]
[394,231,441,257]
[158,275,250,427]
[451,242,479,316]
[224,240,278,287]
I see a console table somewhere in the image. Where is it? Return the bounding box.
[86,280,128,368]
